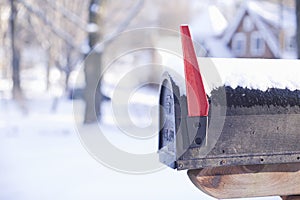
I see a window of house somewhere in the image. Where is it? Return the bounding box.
[232,33,246,56]
[285,35,296,52]
[243,16,254,32]
[250,31,265,56]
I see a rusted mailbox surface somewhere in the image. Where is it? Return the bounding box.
[158,25,300,170]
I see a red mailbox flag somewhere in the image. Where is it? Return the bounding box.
[180,25,209,117]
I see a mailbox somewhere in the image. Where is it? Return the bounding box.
[158,25,300,171]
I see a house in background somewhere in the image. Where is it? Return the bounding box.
[189,3,232,57]
[193,0,297,59]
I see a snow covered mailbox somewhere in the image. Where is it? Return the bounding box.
[158,25,300,198]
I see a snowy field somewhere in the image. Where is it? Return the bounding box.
[0,92,281,200]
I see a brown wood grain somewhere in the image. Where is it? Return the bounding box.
[281,196,300,200]
[188,163,300,199]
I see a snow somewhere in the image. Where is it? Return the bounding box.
[208,6,228,36]
[80,44,91,54]
[247,1,296,29]
[160,51,300,94]
[222,4,246,45]
[159,42,300,94]
[0,94,202,199]
[86,23,99,33]
[0,79,12,93]
[197,58,300,92]
[21,67,48,95]
[222,1,282,58]
[281,51,297,59]
[190,5,228,40]
[205,38,233,58]
[90,3,100,13]
[247,3,281,58]
[0,90,282,200]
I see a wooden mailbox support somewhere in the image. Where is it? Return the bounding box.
[188,163,300,199]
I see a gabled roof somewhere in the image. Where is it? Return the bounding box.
[190,5,228,40]
[247,1,296,29]
[222,0,282,58]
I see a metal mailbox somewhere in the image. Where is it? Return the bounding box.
[158,25,300,170]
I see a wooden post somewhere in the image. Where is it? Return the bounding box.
[281,196,300,200]
[188,163,300,199]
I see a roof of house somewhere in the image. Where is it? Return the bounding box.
[248,1,296,29]
[222,0,296,58]
[189,4,231,57]
[190,5,228,40]
[190,0,296,58]
[223,1,274,58]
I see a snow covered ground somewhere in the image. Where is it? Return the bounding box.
[0,92,281,200]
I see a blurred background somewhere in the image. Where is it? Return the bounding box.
[0,0,298,199]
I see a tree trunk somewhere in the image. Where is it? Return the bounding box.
[46,48,51,91]
[297,0,300,58]
[84,51,102,123]
[82,0,143,123]
[65,45,73,92]
[83,0,103,123]
[10,0,22,99]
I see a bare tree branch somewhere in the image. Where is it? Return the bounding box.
[44,0,88,31]
[95,0,144,52]
[16,0,79,50]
